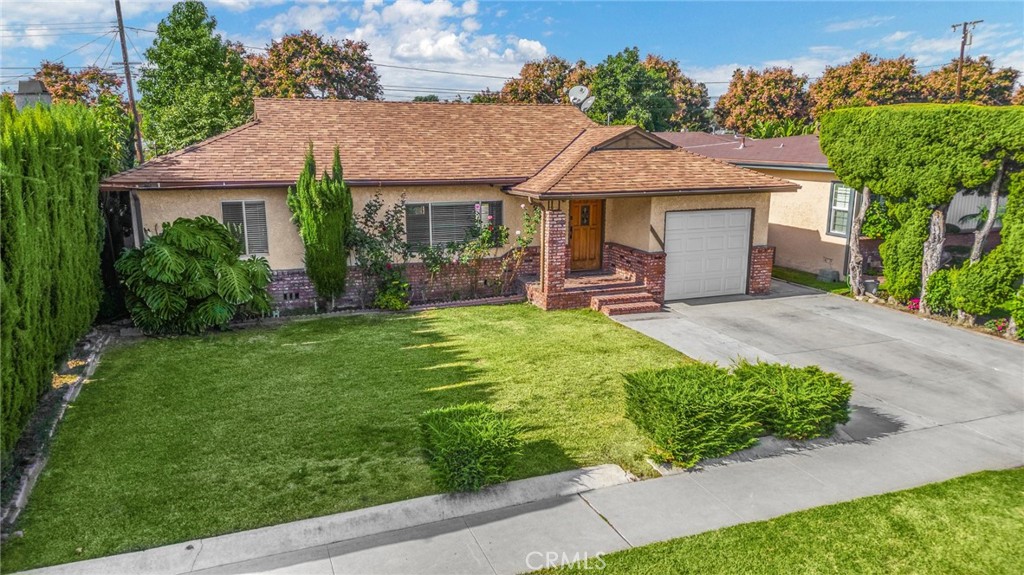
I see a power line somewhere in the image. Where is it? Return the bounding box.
[0,28,116,39]
[1,31,117,86]
[0,21,116,30]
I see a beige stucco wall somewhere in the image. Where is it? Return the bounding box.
[604,197,652,248]
[649,192,772,252]
[136,184,532,271]
[760,168,849,277]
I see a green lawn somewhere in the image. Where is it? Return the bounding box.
[547,469,1024,574]
[773,266,851,295]
[0,304,685,572]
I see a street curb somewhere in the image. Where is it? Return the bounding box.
[15,464,631,575]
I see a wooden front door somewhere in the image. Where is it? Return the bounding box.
[569,200,603,271]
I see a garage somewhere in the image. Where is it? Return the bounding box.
[664,209,752,299]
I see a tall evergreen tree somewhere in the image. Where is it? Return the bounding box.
[138,1,252,156]
[288,145,353,300]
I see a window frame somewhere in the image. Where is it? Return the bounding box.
[221,200,269,256]
[405,200,503,249]
[827,182,857,238]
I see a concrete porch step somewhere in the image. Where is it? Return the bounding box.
[600,300,663,316]
[590,291,656,311]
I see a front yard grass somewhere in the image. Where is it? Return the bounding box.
[0,304,685,572]
[547,468,1024,574]
[772,266,851,295]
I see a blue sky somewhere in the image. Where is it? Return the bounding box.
[2,1,1022,100]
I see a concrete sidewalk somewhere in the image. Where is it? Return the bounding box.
[19,283,1024,575]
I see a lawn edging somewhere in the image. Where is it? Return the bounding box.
[13,464,630,575]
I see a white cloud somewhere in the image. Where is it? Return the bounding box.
[866,23,1023,70]
[825,15,894,33]
[462,18,481,33]
[258,3,343,38]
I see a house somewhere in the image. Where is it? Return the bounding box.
[101,99,796,314]
[657,132,1008,280]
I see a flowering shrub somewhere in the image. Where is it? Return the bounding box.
[351,193,411,307]
[500,203,541,295]
[984,318,1010,334]
[906,298,921,311]
[372,264,410,310]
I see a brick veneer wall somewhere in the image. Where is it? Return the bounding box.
[540,209,568,294]
[602,242,666,303]
[268,246,539,311]
[749,245,775,295]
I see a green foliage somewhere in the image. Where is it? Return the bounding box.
[287,145,353,300]
[372,266,410,311]
[351,193,411,306]
[921,56,1020,105]
[732,360,852,440]
[419,403,522,492]
[623,364,762,468]
[950,247,1019,316]
[860,198,898,239]
[1,101,105,453]
[879,205,930,302]
[924,268,954,316]
[115,216,271,334]
[809,53,922,118]
[1008,287,1024,339]
[587,47,676,131]
[138,1,252,155]
[746,118,816,139]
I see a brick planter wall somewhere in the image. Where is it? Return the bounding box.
[268,247,539,311]
[749,245,775,295]
[602,243,667,303]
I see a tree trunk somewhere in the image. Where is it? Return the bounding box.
[1007,317,1018,340]
[847,187,871,297]
[969,158,1006,263]
[919,204,948,315]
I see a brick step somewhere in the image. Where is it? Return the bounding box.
[590,291,655,311]
[600,300,663,316]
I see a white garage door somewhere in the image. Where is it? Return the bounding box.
[664,209,751,299]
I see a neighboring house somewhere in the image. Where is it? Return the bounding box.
[102,100,796,314]
[657,132,1008,280]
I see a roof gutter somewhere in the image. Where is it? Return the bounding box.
[729,162,833,174]
[506,184,799,200]
[100,177,529,193]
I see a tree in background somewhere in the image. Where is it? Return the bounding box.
[809,53,921,118]
[921,56,1020,105]
[499,55,590,104]
[412,95,440,102]
[586,47,676,130]
[245,32,382,100]
[1012,85,1024,106]
[32,61,122,104]
[470,89,502,103]
[643,55,712,131]
[1,101,105,451]
[715,67,811,134]
[287,145,353,301]
[138,0,252,156]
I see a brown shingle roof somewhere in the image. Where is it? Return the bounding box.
[102,99,595,190]
[511,128,797,198]
[655,133,829,169]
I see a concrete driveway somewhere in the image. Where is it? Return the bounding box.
[617,280,1024,440]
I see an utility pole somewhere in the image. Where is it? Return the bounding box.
[115,0,145,164]
[950,20,982,102]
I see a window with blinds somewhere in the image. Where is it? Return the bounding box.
[405,201,503,248]
[221,201,269,255]
[827,183,856,237]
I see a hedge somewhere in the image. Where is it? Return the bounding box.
[623,364,762,468]
[1,100,104,453]
[732,360,853,439]
[418,403,522,492]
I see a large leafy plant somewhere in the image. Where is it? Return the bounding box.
[115,216,272,334]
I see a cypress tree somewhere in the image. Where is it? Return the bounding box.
[0,102,103,452]
[287,144,352,300]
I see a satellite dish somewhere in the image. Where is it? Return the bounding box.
[579,96,595,112]
[568,85,589,105]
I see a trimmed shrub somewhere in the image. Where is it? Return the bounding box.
[925,268,954,316]
[624,364,762,468]
[733,360,853,439]
[949,246,1019,317]
[419,403,522,492]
